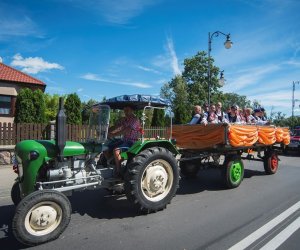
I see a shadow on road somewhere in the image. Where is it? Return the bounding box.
[0,204,26,249]
[69,189,139,219]
[177,168,266,195]
[0,167,269,249]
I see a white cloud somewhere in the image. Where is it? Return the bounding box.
[77,88,83,92]
[0,17,40,39]
[59,0,161,25]
[136,65,161,74]
[166,37,181,75]
[81,73,152,88]
[11,54,64,74]
[0,2,42,40]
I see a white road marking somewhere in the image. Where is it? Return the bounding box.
[228,201,300,250]
[260,216,300,250]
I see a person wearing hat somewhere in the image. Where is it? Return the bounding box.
[259,107,267,121]
[228,105,241,123]
[254,108,269,125]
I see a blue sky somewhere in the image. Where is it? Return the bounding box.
[0,0,300,116]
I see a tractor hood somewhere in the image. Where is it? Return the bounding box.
[15,140,88,161]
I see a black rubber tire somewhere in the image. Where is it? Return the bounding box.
[11,181,21,206]
[222,156,244,189]
[124,147,180,213]
[264,151,279,175]
[180,161,199,178]
[12,190,71,246]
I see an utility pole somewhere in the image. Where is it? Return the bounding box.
[292,81,300,127]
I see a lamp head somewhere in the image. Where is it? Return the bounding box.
[219,70,225,87]
[224,34,233,49]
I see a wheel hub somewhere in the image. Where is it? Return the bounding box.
[30,206,57,230]
[25,201,62,236]
[231,163,242,182]
[271,155,278,170]
[145,165,168,195]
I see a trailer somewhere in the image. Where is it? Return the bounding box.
[173,124,290,188]
[10,94,290,246]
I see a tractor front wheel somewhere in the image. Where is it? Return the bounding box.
[12,190,71,246]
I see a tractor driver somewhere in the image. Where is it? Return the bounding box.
[106,105,141,177]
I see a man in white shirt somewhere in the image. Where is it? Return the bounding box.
[189,105,204,124]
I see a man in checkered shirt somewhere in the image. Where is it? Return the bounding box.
[108,106,141,176]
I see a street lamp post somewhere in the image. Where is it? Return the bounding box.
[207,31,232,105]
[292,81,300,125]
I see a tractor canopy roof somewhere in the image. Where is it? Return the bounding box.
[100,94,170,109]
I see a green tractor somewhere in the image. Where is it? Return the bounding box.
[11,94,180,246]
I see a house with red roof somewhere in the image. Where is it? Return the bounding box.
[0,62,46,123]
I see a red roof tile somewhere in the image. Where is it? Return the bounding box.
[0,62,46,86]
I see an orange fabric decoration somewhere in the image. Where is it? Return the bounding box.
[172,124,226,149]
[172,124,290,150]
[228,125,258,147]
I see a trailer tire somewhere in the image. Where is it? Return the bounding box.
[124,147,179,213]
[180,161,199,178]
[12,190,71,246]
[11,181,21,206]
[264,151,278,175]
[223,156,244,189]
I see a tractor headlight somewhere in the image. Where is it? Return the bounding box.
[28,150,39,161]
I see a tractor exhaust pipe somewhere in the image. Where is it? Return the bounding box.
[56,97,67,162]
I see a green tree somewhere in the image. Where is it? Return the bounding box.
[151,109,165,126]
[14,88,35,123]
[64,93,82,124]
[32,89,46,123]
[45,94,60,122]
[171,76,190,124]
[219,92,251,110]
[81,99,98,124]
[182,51,219,106]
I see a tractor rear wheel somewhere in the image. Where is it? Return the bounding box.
[124,147,179,213]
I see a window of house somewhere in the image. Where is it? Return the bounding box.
[0,95,12,115]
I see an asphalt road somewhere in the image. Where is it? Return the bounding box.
[0,153,300,250]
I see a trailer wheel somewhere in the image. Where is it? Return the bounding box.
[264,151,278,175]
[223,156,244,189]
[124,147,179,213]
[11,181,21,206]
[180,161,199,178]
[12,190,71,246]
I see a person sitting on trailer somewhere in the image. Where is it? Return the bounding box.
[202,104,219,124]
[216,101,229,123]
[189,105,204,124]
[259,107,267,121]
[245,108,256,124]
[228,105,242,123]
[253,108,270,125]
[106,105,141,177]
[203,103,209,120]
